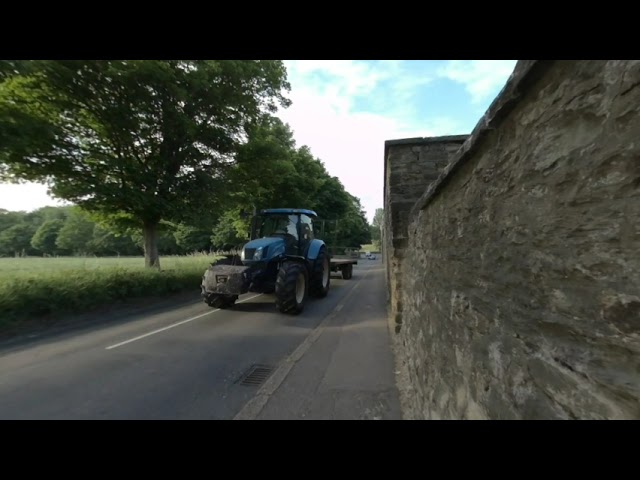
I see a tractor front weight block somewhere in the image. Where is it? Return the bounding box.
[202,264,252,297]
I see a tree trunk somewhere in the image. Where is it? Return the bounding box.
[143,220,161,269]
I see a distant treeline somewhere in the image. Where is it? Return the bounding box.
[0,200,372,258]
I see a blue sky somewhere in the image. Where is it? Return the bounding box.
[275,60,517,222]
[0,60,518,223]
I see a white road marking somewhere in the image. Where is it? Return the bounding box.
[105,294,264,350]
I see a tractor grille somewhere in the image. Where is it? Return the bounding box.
[244,248,256,260]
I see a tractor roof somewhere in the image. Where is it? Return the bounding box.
[260,208,318,217]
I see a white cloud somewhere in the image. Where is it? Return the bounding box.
[0,182,69,212]
[284,60,398,118]
[277,60,457,222]
[437,60,518,103]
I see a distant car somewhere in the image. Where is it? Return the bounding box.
[365,252,377,260]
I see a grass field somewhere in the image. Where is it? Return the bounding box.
[0,254,221,329]
[0,255,218,276]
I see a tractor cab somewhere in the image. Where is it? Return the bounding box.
[245,208,318,260]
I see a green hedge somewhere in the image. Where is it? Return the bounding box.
[0,259,218,329]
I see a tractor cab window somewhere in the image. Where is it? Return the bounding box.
[257,214,299,242]
[300,214,314,241]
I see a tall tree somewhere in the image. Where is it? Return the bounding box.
[372,208,384,229]
[0,223,37,256]
[370,207,383,246]
[173,223,213,253]
[55,207,95,255]
[0,208,26,233]
[335,196,371,248]
[24,206,71,226]
[88,224,140,256]
[30,219,65,255]
[0,60,291,268]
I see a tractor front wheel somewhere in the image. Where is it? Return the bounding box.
[275,261,308,314]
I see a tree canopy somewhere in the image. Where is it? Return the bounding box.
[0,60,373,262]
[211,115,371,249]
[0,60,290,267]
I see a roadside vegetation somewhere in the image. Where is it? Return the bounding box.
[0,254,221,328]
[0,60,378,329]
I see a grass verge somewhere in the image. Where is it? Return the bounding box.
[0,254,220,331]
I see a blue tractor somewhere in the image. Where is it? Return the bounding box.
[201,208,331,314]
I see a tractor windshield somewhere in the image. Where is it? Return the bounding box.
[256,214,299,241]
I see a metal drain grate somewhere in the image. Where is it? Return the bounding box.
[236,364,274,387]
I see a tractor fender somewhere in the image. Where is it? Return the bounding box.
[306,239,326,261]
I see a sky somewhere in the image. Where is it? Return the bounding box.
[0,60,518,223]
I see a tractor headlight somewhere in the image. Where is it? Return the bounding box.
[253,246,264,261]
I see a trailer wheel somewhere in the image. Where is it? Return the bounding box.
[342,264,353,280]
[275,261,308,314]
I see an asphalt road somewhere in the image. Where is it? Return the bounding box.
[0,258,400,420]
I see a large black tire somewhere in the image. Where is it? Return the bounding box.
[207,294,238,309]
[342,264,353,280]
[309,247,330,298]
[275,261,308,314]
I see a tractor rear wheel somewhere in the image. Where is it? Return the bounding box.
[275,261,308,314]
[309,246,330,298]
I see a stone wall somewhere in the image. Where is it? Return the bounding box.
[384,60,640,420]
[383,136,468,334]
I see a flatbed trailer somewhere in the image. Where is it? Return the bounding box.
[330,256,357,279]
